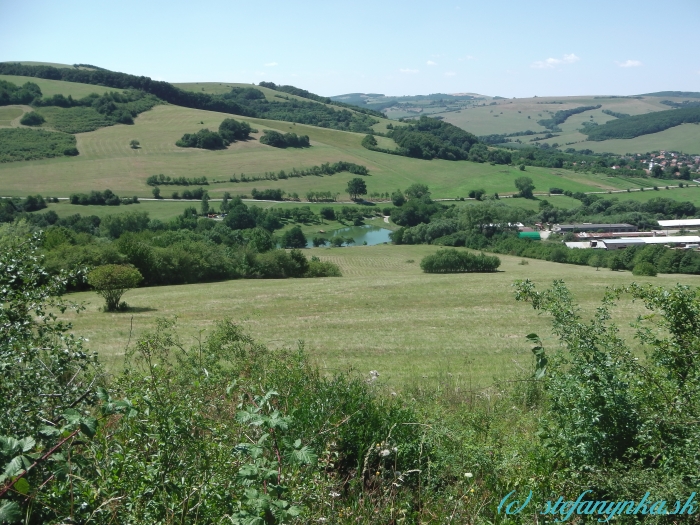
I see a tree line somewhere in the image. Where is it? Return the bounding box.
[146,174,208,186]
[0,63,380,133]
[69,189,139,206]
[257,81,385,118]
[537,105,601,130]
[584,106,700,140]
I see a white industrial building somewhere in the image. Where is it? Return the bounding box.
[657,219,700,229]
[591,236,700,250]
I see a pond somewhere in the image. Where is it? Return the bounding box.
[307,224,393,247]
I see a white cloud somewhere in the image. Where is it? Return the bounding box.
[458,55,475,61]
[617,60,642,68]
[444,71,456,77]
[427,60,437,66]
[400,68,419,74]
[531,53,580,69]
[264,62,278,67]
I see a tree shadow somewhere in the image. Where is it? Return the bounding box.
[123,306,158,313]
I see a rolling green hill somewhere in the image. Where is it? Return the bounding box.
[1,66,697,208]
[0,99,641,200]
[336,91,700,154]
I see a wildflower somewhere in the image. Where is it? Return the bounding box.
[380,449,391,457]
[464,472,473,478]
[329,491,341,498]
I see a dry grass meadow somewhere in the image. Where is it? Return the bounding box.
[60,244,696,389]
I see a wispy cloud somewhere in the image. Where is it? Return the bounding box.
[427,60,437,66]
[616,59,642,68]
[264,62,278,67]
[444,71,456,77]
[400,68,419,74]
[458,55,475,61]
[531,53,580,69]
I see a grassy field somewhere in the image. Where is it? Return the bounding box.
[0,101,638,199]
[575,123,700,155]
[0,106,24,126]
[439,95,673,136]
[0,74,122,98]
[60,244,697,388]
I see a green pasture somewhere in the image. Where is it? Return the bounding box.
[439,95,678,137]
[0,74,122,98]
[597,184,700,205]
[173,82,314,104]
[60,244,698,387]
[0,106,24,126]
[575,123,700,155]
[0,103,634,199]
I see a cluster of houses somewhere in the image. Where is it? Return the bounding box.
[644,151,700,173]
[547,220,700,250]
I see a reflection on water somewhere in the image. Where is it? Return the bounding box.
[306,224,392,247]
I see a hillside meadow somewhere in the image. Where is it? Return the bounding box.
[0,104,649,200]
[58,244,693,387]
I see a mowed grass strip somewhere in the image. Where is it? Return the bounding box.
[60,244,695,388]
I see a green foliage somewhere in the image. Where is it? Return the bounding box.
[280,226,307,249]
[19,111,45,125]
[346,177,367,200]
[87,264,142,311]
[69,188,138,206]
[602,109,630,119]
[537,105,601,130]
[0,79,42,105]
[514,176,535,198]
[129,139,139,149]
[632,261,657,276]
[176,128,225,149]
[584,106,700,140]
[368,116,479,161]
[420,248,501,273]
[218,117,252,142]
[514,279,700,494]
[0,234,103,522]
[1,63,373,132]
[0,128,77,163]
[251,188,285,200]
[146,173,208,186]
[259,129,310,148]
[258,80,385,118]
[33,90,158,133]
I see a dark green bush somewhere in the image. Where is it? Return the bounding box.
[420,248,501,273]
[176,128,225,149]
[20,111,45,125]
[632,261,657,276]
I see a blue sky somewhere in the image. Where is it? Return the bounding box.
[1,0,698,98]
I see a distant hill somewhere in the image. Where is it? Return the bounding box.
[0,62,381,133]
[641,91,700,98]
[331,92,484,114]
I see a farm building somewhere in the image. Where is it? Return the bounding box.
[590,236,700,250]
[553,223,636,233]
[657,219,700,230]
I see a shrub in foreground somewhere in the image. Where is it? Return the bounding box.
[420,248,501,273]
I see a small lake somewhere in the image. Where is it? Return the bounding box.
[307,224,393,247]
